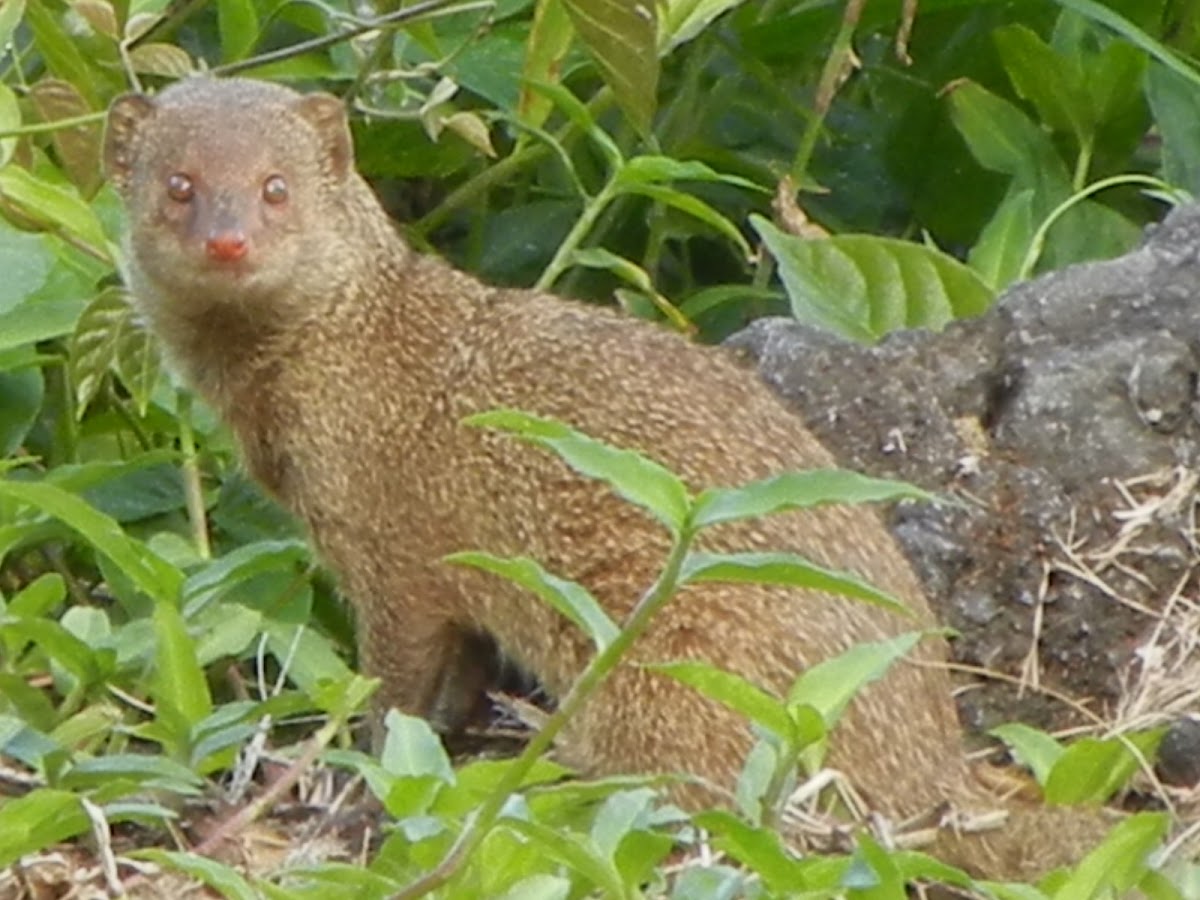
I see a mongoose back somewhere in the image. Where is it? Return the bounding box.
[103,77,1116,879]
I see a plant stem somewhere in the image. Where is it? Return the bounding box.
[176,392,211,560]
[535,180,617,291]
[391,522,698,899]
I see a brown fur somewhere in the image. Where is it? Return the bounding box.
[104,77,1115,879]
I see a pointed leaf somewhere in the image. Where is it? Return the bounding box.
[561,0,658,133]
[0,165,110,256]
[0,789,89,868]
[968,188,1036,291]
[787,631,925,726]
[0,479,182,603]
[519,0,576,129]
[380,710,454,782]
[465,409,691,534]
[693,468,935,529]
[680,551,909,616]
[753,217,994,342]
[153,599,212,729]
[1051,812,1167,900]
[650,660,794,741]
[1044,730,1164,806]
[625,182,751,258]
[447,551,618,650]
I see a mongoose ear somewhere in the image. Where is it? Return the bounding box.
[104,93,157,191]
[294,93,353,182]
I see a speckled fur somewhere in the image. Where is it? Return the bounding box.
[104,77,1115,878]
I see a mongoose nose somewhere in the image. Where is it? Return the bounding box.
[206,231,249,263]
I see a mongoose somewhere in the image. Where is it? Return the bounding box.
[103,77,1117,879]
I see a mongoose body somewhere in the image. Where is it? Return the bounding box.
[104,77,1113,878]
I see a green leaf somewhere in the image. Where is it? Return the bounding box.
[0,299,84,352]
[133,850,260,900]
[0,788,89,868]
[380,710,455,782]
[59,754,204,794]
[690,809,808,893]
[524,80,623,169]
[502,817,626,896]
[788,631,925,727]
[945,79,1066,181]
[153,599,213,730]
[1,617,108,686]
[995,25,1091,142]
[69,287,159,418]
[23,0,101,107]
[0,0,25,65]
[844,832,906,896]
[0,165,110,257]
[1050,812,1168,900]
[0,368,43,458]
[680,551,909,616]
[989,722,1064,786]
[1146,62,1200,196]
[465,409,691,534]
[752,217,994,342]
[561,0,658,133]
[650,660,794,740]
[693,468,934,529]
[623,182,751,259]
[446,552,618,650]
[0,479,183,604]
[0,219,54,316]
[0,83,20,171]
[617,156,763,192]
[659,0,748,52]
[1043,730,1164,805]
[182,539,310,615]
[7,573,66,618]
[218,0,259,62]
[496,875,572,900]
[968,189,1036,291]
[518,0,576,130]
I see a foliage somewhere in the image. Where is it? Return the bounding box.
[2,0,1199,896]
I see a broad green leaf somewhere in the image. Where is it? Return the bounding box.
[990,722,1064,786]
[218,0,259,61]
[0,165,110,257]
[752,218,994,342]
[446,551,618,650]
[153,599,213,729]
[0,83,19,168]
[264,622,355,696]
[7,573,66,618]
[496,875,571,900]
[465,409,691,534]
[69,287,159,417]
[650,660,794,741]
[0,788,89,868]
[519,0,576,130]
[0,479,183,604]
[60,754,204,793]
[690,809,808,893]
[133,850,259,900]
[0,220,54,316]
[968,189,1036,291]
[0,299,84,352]
[0,0,25,60]
[1146,62,1200,196]
[693,468,934,529]
[945,79,1064,180]
[1050,812,1168,900]
[0,711,60,768]
[182,539,310,615]
[192,602,263,666]
[625,183,751,259]
[1044,730,1164,805]
[502,817,626,896]
[590,787,656,859]
[995,25,1091,142]
[844,832,906,895]
[788,631,925,726]
[1,617,107,686]
[23,0,101,107]
[659,0,748,51]
[380,710,455,782]
[561,0,658,133]
[1053,0,1200,89]
[680,551,909,616]
[0,368,43,457]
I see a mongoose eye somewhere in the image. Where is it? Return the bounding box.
[165,173,194,203]
[262,175,289,205]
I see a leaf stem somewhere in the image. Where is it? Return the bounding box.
[534,179,618,291]
[176,392,211,560]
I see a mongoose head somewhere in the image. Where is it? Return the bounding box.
[103,78,357,313]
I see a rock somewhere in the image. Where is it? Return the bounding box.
[727,202,1200,735]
